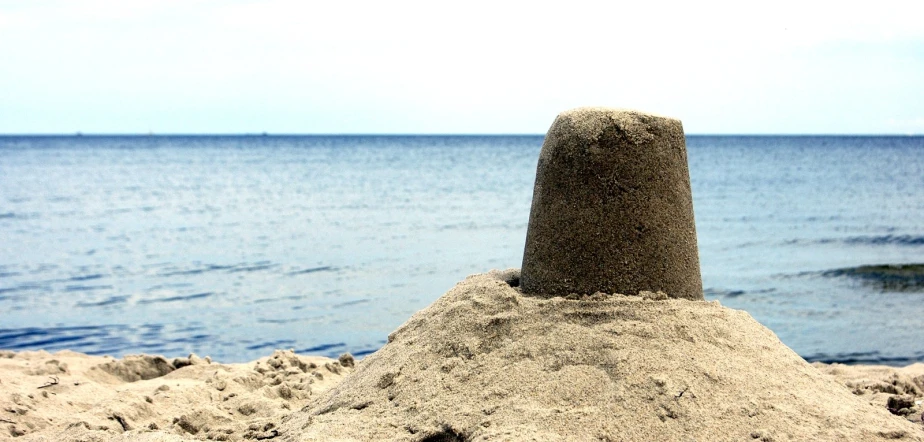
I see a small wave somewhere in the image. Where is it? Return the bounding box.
[252,295,307,305]
[352,346,384,358]
[785,235,924,247]
[437,221,521,231]
[703,287,775,299]
[146,282,194,290]
[245,339,297,351]
[139,292,215,304]
[843,235,924,246]
[0,283,45,295]
[0,211,39,220]
[69,273,104,281]
[297,342,347,355]
[158,264,235,277]
[332,299,371,308]
[228,262,277,273]
[256,317,302,324]
[288,266,335,275]
[821,264,924,292]
[168,334,212,344]
[76,295,130,307]
[157,262,281,277]
[64,284,113,292]
[704,288,746,298]
[0,325,110,350]
[802,350,924,366]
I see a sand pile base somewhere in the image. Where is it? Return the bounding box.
[280,270,923,441]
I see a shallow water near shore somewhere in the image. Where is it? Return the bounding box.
[1,135,923,364]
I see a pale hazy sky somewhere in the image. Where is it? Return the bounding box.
[1,0,922,134]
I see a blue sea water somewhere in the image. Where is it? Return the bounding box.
[1,135,922,365]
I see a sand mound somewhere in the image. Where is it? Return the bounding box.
[280,271,923,441]
[0,349,353,441]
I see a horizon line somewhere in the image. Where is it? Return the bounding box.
[0,133,921,137]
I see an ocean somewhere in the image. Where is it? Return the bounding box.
[1,135,922,365]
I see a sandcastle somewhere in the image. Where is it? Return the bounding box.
[520,108,703,300]
[275,108,922,441]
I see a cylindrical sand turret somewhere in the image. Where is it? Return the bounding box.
[520,107,703,300]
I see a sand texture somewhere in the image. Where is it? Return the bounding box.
[281,271,922,441]
[0,349,354,441]
[2,272,923,441]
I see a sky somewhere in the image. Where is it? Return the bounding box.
[1,0,922,134]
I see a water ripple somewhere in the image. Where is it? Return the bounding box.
[139,292,215,304]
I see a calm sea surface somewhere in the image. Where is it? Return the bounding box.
[1,135,922,364]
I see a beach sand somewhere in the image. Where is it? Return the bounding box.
[2,271,923,441]
[0,350,354,441]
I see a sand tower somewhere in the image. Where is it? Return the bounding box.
[520,107,703,300]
